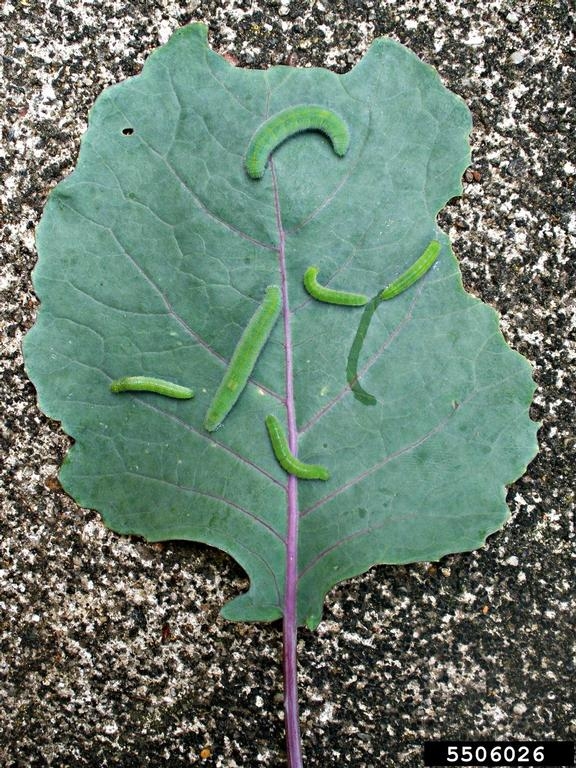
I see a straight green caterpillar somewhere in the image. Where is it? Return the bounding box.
[303,266,369,306]
[265,415,329,481]
[345,298,380,407]
[110,376,194,399]
[245,105,350,179]
[204,286,282,432]
[379,240,441,300]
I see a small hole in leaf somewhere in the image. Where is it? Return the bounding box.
[122,127,134,136]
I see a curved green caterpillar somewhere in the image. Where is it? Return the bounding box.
[303,266,369,306]
[347,240,442,405]
[379,240,441,300]
[245,105,350,180]
[204,286,282,432]
[110,376,194,399]
[265,415,329,481]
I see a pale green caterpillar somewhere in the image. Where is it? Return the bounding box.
[303,266,369,306]
[379,240,441,300]
[347,240,442,405]
[204,286,282,432]
[245,105,350,180]
[110,376,194,399]
[265,415,329,481]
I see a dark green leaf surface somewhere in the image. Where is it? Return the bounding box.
[24,24,538,628]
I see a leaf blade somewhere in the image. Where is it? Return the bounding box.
[23,24,539,629]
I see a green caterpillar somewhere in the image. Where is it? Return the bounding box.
[265,415,329,481]
[110,376,194,399]
[345,298,380,407]
[347,240,441,405]
[303,266,369,306]
[379,240,441,300]
[245,105,350,179]
[204,286,282,432]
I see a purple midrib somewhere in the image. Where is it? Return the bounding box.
[271,163,303,767]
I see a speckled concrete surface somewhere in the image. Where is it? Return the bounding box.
[1,2,574,767]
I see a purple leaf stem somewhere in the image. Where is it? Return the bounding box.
[272,163,304,768]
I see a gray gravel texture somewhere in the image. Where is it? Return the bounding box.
[1,1,575,767]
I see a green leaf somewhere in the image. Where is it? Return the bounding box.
[24,23,538,629]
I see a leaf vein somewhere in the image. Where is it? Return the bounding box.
[301,404,457,518]
[111,97,277,251]
[128,470,286,543]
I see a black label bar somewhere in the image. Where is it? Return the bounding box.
[423,741,574,767]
